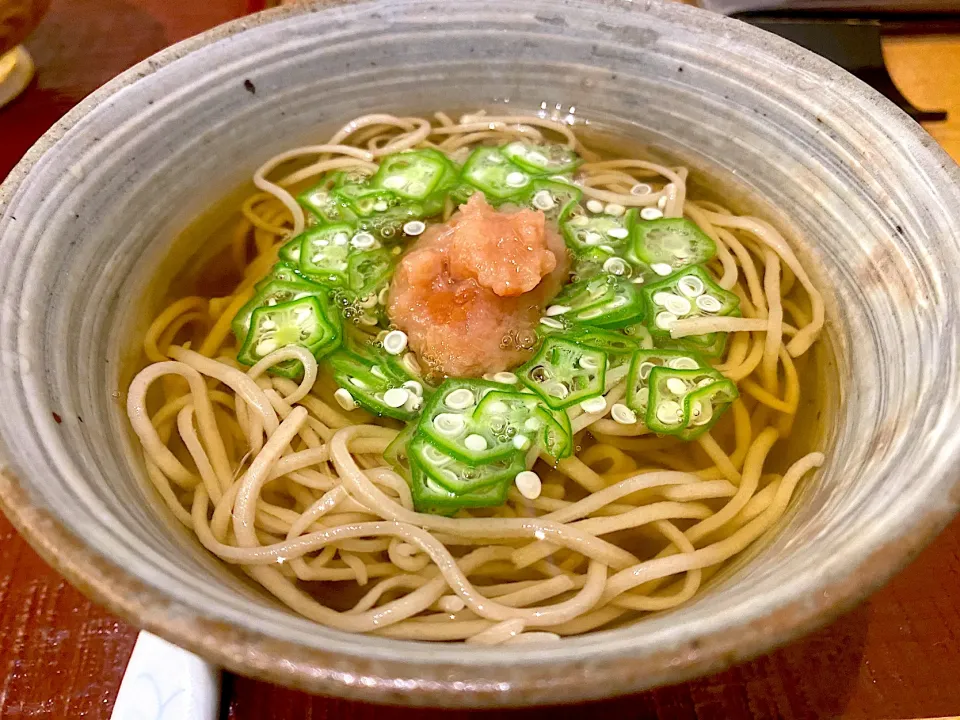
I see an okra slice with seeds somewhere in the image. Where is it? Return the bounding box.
[657,332,731,359]
[549,274,645,329]
[376,346,427,392]
[326,285,386,329]
[347,248,393,297]
[328,353,419,421]
[327,338,428,421]
[499,141,582,176]
[315,159,445,232]
[333,168,374,187]
[253,263,314,292]
[408,452,511,514]
[236,296,341,377]
[625,349,708,416]
[541,325,649,372]
[561,204,637,254]
[571,326,645,356]
[418,379,526,464]
[278,235,304,268]
[460,147,533,200]
[620,322,655,349]
[568,247,617,283]
[297,223,357,285]
[408,434,525,495]
[388,413,536,513]
[644,366,735,437]
[522,178,583,222]
[641,265,741,358]
[357,204,428,242]
[517,336,607,410]
[569,247,655,286]
[327,169,414,219]
[537,404,574,459]
[679,378,739,440]
[448,183,480,206]
[372,149,455,201]
[333,184,402,218]
[297,179,356,224]
[473,390,573,460]
[633,218,716,276]
[299,224,395,293]
[232,277,327,345]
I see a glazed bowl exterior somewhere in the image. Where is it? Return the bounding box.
[1,0,960,707]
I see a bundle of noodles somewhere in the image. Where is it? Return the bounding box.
[126,111,825,644]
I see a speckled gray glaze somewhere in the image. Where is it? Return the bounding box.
[1,0,960,707]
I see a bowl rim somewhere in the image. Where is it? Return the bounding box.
[2,0,960,706]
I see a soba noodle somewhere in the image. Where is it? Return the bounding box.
[126,111,825,644]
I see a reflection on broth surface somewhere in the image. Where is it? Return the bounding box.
[125,110,828,643]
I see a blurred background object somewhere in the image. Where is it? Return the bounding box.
[739,18,947,121]
[696,0,957,120]
[0,0,49,108]
[700,0,960,16]
[0,0,49,51]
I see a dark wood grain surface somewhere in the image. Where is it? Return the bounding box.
[2,2,960,718]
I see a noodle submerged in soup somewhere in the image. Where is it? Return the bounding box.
[126,111,826,644]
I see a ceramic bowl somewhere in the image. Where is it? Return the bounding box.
[2,0,960,708]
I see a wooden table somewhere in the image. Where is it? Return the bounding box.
[2,2,960,718]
